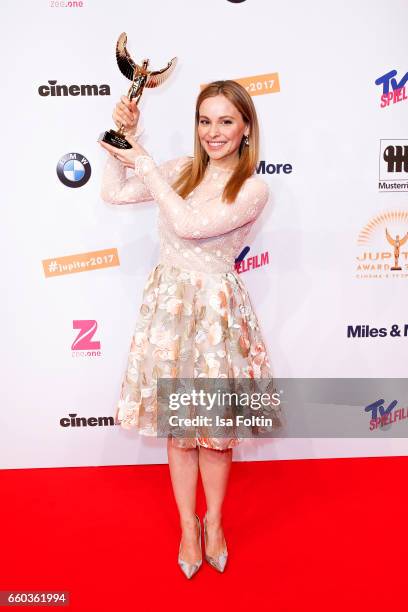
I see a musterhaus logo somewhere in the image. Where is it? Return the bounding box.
[375,69,408,108]
[355,210,408,279]
[38,80,110,96]
[256,160,293,175]
[72,320,101,358]
[379,140,408,191]
[57,152,91,188]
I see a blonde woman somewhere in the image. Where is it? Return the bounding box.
[99,80,276,578]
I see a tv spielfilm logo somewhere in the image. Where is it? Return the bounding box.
[356,210,408,279]
[379,140,408,192]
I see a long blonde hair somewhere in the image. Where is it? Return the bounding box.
[172,80,260,204]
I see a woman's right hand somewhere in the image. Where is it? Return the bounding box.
[112,95,140,135]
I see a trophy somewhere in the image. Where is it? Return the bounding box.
[385,228,408,271]
[100,32,177,149]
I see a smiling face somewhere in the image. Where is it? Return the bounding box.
[197,94,249,169]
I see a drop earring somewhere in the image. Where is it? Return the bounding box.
[244,135,249,146]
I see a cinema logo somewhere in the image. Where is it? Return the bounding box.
[38,80,110,96]
[355,210,408,279]
[72,320,101,358]
[235,246,269,274]
[201,72,280,97]
[60,413,115,427]
[379,140,408,192]
[375,69,408,108]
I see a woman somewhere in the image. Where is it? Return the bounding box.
[99,80,278,578]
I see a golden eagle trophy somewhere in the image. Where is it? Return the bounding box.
[385,228,408,271]
[101,32,177,149]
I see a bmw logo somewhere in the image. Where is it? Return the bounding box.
[56,152,91,188]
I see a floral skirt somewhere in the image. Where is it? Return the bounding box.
[114,262,278,450]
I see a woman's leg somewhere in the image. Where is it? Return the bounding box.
[198,446,232,556]
[167,437,201,563]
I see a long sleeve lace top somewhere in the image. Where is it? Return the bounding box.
[100,152,269,274]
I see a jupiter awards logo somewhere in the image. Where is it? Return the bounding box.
[355,210,408,279]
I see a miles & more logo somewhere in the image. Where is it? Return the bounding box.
[347,323,408,339]
[256,160,292,175]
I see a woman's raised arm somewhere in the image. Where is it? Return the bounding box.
[100,154,191,205]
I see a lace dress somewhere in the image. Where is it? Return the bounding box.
[101,150,277,450]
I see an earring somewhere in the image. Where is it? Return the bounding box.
[244,135,249,146]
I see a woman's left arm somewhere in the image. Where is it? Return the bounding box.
[134,154,269,239]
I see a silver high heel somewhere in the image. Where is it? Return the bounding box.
[178,514,202,579]
[203,513,228,573]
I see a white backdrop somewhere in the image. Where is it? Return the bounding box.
[1,0,408,469]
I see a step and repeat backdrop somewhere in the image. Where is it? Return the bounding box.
[2,0,407,468]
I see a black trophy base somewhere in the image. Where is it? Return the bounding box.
[100,129,132,149]
[391,266,402,271]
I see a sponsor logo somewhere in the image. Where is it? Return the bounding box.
[256,160,292,175]
[355,210,408,279]
[50,1,84,6]
[60,413,116,427]
[201,72,280,97]
[72,320,101,358]
[346,324,408,338]
[57,152,91,188]
[235,246,269,273]
[38,80,110,96]
[365,399,408,431]
[379,140,408,191]
[42,248,120,278]
[375,69,408,108]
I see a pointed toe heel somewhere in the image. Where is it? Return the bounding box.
[203,513,228,573]
[178,514,202,579]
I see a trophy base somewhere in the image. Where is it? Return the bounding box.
[391,266,402,271]
[100,129,132,149]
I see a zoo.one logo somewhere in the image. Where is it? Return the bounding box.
[56,152,91,188]
[72,320,101,358]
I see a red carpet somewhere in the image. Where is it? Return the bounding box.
[1,456,406,611]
